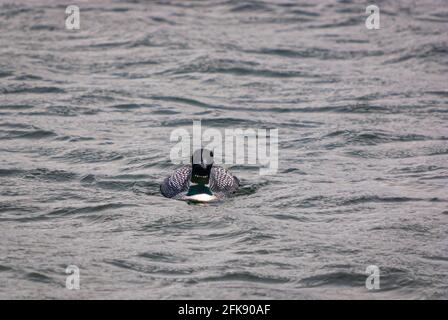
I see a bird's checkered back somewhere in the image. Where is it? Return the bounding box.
[160,166,239,199]
[209,166,239,194]
[160,166,191,198]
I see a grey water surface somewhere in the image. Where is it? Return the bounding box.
[0,0,447,299]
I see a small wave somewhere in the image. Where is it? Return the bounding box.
[0,202,39,215]
[0,122,31,129]
[22,168,78,182]
[0,265,12,272]
[291,9,320,17]
[389,164,444,174]
[229,1,273,13]
[140,216,231,233]
[150,16,176,25]
[151,109,181,115]
[268,213,309,222]
[55,135,95,142]
[0,6,35,18]
[0,128,56,140]
[54,149,124,163]
[81,174,158,194]
[247,47,383,60]
[0,104,33,110]
[115,59,158,69]
[132,181,161,196]
[14,74,42,81]
[138,252,186,263]
[310,16,362,29]
[370,223,431,234]
[127,35,158,49]
[29,24,56,31]
[109,103,155,110]
[109,7,130,12]
[96,180,136,191]
[415,11,448,23]
[426,90,448,97]
[0,168,23,177]
[76,6,131,13]
[80,174,96,184]
[234,181,269,197]
[345,144,448,159]
[110,174,152,180]
[238,233,276,245]
[43,203,136,219]
[201,271,289,284]
[161,58,318,78]
[158,102,425,115]
[151,95,214,109]
[197,228,250,242]
[0,86,65,95]
[86,40,133,49]
[25,272,54,284]
[370,267,421,292]
[305,104,389,114]
[423,255,448,263]
[385,43,448,65]
[23,105,94,117]
[184,66,316,78]
[161,117,261,127]
[341,195,429,206]
[106,259,195,276]
[0,70,13,78]
[323,130,432,146]
[272,195,327,209]
[299,272,366,288]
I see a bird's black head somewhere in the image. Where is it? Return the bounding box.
[191,148,214,185]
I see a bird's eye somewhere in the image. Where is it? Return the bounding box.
[210,151,214,157]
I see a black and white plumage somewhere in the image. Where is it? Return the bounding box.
[160,165,239,200]
[160,165,191,199]
[160,149,239,201]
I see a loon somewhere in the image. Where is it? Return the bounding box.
[160,149,239,202]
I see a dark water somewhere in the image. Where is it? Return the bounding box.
[1,0,447,299]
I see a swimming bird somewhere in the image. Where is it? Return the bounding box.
[160,148,239,202]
